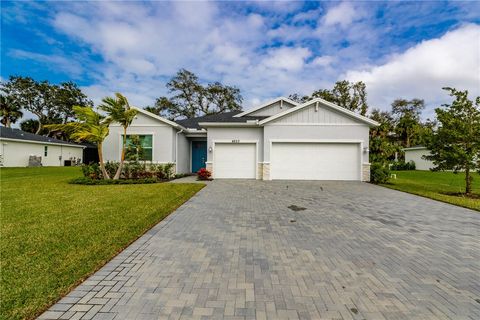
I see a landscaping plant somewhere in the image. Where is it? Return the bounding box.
[425,88,480,195]
[46,106,111,179]
[197,168,212,180]
[390,161,416,171]
[370,162,390,184]
[99,93,138,180]
[79,161,176,183]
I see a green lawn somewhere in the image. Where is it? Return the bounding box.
[0,167,204,320]
[382,170,480,211]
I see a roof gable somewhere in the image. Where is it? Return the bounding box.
[259,98,379,127]
[234,97,298,118]
[131,107,183,129]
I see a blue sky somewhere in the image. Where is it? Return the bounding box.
[2,1,480,120]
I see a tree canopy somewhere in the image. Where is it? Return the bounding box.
[0,76,92,134]
[425,88,480,194]
[0,94,23,127]
[289,80,369,115]
[146,69,242,120]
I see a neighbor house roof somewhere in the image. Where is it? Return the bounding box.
[175,111,268,129]
[0,127,85,148]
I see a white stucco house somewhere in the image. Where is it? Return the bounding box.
[0,127,85,167]
[403,146,434,170]
[103,97,379,181]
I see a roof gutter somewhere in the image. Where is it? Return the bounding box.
[198,121,260,128]
[0,137,85,148]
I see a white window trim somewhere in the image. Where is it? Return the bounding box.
[119,132,155,162]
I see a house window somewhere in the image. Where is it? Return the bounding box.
[124,135,153,161]
[44,146,48,157]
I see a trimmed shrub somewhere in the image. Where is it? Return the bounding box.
[150,163,175,180]
[370,162,390,184]
[80,161,176,181]
[390,161,416,171]
[81,163,101,179]
[197,168,212,180]
[105,161,119,178]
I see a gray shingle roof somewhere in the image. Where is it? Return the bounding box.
[175,111,268,129]
[0,126,84,147]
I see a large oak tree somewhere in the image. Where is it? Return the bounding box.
[0,76,92,134]
[147,69,242,120]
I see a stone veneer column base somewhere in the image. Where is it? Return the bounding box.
[257,163,263,180]
[362,163,371,182]
[206,162,213,176]
[262,163,270,180]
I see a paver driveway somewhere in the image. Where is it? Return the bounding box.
[40,181,480,320]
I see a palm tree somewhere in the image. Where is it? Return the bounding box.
[99,93,138,180]
[46,106,111,179]
[0,95,23,128]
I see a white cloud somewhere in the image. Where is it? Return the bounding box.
[345,24,480,116]
[311,55,335,67]
[262,47,311,71]
[48,2,324,106]
[322,2,357,28]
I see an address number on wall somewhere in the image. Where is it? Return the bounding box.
[231,139,240,143]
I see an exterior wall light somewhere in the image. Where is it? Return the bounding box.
[208,147,213,153]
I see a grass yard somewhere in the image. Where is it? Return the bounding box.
[0,167,204,320]
[382,170,480,211]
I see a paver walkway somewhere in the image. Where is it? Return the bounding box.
[40,181,480,320]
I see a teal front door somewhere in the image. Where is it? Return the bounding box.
[191,141,207,173]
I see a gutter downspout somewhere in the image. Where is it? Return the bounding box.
[175,128,184,174]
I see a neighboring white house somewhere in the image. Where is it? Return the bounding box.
[403,146,434,170]
[103,97,379,181]
[0,127,85,167]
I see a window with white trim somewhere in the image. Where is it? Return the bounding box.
[124,135,153,161]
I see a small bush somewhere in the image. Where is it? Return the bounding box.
[124,161,149,179]
[81,161,176,181]
[105,161,120,177]
[81,163,101,179]
[371,162,390,184]
[390,161,416,171]
[197,168,212,180]
[69,177,160,185]
[150,163,175,180]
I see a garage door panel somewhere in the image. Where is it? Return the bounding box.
[214,143,256,179]
[271,143,359,180]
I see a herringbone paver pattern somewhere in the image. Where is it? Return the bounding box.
[39,181,480,320]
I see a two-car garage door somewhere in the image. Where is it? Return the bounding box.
[213,142,361,180]
[270,142,360,180]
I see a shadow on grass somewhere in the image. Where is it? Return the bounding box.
[440,192,480,199]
